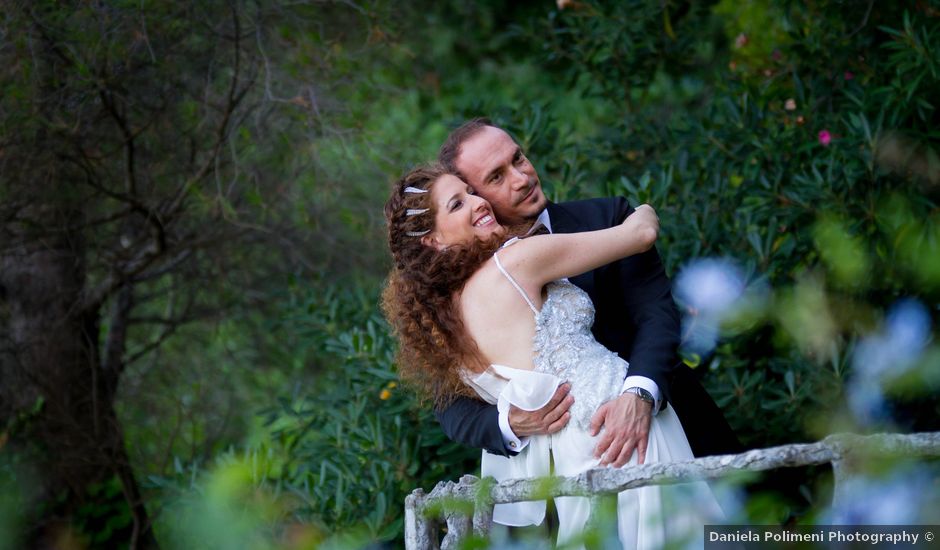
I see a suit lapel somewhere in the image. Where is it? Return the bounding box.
[545,201,583,234]
[545,202,595,298]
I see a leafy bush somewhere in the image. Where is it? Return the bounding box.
[231,0,940,541]
[263,284,478,539]
[58,0,936,546]
[149,283,478,546]
[498,0,940,450]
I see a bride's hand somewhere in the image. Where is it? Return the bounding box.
[621,204,659,251]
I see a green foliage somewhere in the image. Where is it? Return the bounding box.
[0,452,30,550]
[501,0,940,449]
[262,290,477,538]
[149,0,938,545]
[149,284,477,546]
[6,0,938,547]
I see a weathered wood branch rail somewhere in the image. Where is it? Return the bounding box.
[404,431,940,549]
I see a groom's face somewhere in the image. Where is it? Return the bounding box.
[454,126,547,226]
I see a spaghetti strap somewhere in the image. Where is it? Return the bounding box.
[493,251,539,316]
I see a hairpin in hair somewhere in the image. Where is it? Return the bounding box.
[404,186,428,194]
[406,230,430,237]
[406,208,429,216]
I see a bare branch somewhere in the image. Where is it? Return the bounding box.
[164,2,246,220]
[101,284,133,381]
[80,239,161,313]
[127,316,190,326]
[61,151,169,251]
[130,249,193,283]
[124,322,180,366]
[97,88,138,196]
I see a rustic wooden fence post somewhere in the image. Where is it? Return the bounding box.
[471,475,494,536]
[404,489,439,550]
[403,432,940,550]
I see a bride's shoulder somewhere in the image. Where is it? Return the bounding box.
[464,255,501,287]
[464,243,525,291]
[494,233,552,265]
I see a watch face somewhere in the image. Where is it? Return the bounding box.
[629,388,653,402]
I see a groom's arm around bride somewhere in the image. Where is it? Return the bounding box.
[432,119,741,463]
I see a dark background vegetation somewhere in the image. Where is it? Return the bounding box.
[1,0,938,548]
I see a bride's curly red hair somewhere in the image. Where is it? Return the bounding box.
[381,164,503,408]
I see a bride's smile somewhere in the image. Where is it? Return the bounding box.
[422,173,504,249]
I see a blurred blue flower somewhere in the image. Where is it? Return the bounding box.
[708,479,746,522]
[681,318,721,356]
[675,259,746,317]
[848,299,931,425]
[675,258,746,354]
[885,299,931,360]
[853,299,931,378]
[846,378,888,426]
[827,466,936,524]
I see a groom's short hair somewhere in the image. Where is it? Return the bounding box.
[438,117,498,178]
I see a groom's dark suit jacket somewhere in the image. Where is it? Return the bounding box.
[435,197,742,458]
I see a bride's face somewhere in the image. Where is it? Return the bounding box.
[423,174,503,249]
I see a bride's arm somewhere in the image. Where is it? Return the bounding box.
[500,204,660,288]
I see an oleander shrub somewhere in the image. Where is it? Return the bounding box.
[148,1,940,545]
[151,283,478,547]
[497,0,940,450]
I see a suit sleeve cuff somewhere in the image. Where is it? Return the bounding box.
[498,407,529,452]
[622,375,662,417]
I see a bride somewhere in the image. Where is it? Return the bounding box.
[382,164,722,548]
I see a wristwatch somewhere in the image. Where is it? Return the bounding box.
[624,386,655,406]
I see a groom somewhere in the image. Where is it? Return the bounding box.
[435,118,741,465]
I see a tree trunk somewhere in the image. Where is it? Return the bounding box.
[0,204,157,548]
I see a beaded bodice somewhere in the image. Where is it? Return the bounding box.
[532,280,627,429]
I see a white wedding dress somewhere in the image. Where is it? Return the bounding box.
[463,244,724,548]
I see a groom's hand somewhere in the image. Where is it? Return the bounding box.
[589,393,652,467]
[509,383,573,437]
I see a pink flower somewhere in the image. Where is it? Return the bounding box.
[735,33,748,49]
[785,99,797,111]
[818,130,832,146]
[844,71,855,80]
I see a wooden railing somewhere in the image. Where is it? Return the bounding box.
[404,432,940,549]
